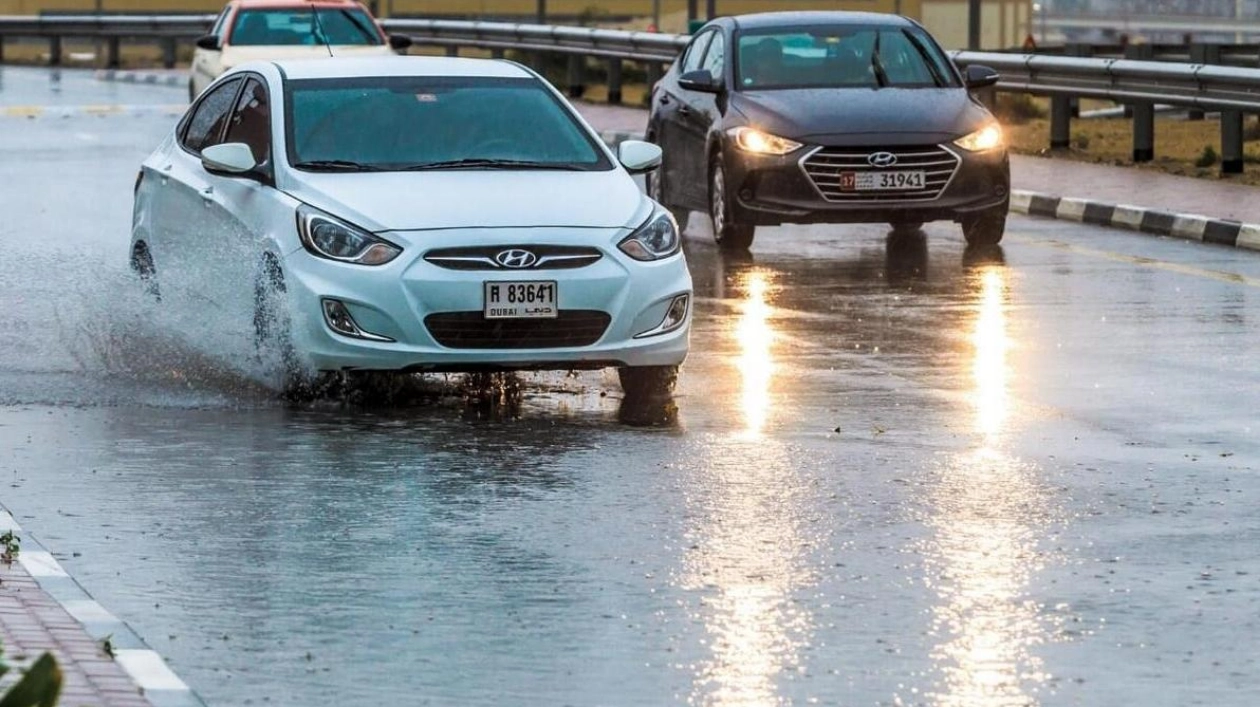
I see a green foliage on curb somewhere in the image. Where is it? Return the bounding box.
[0,653,62,707]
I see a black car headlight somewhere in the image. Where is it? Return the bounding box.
[727,126,802,156]
[618,210,681,261]
[296,205,401,265]
[953,123,1004,152]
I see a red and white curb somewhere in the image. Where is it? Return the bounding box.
[0,509,204,707]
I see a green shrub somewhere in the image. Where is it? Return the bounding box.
[993,93,1046,125]
[1195,145,1219,168]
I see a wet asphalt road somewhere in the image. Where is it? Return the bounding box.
[2,66,1260,706]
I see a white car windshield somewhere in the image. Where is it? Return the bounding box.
[737,26,959,90]
[286,76,612,171]
[229,8,382,46]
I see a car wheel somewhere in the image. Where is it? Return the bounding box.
[961,206,1006,246]
[252,258,318,400]
[130,243,160,301]
[618,364,679,400]
[645,167,690,232]
[709,153,755,251]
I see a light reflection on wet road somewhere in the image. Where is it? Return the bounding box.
[3,67,1260,706]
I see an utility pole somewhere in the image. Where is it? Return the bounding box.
[968,0,981,49]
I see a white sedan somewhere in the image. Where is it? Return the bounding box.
[131,57,692,399]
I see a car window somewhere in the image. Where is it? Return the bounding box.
[736,26,960,90]
[182,77,243,154]
[680,31,714,74]
[224,78,271,165]
[229,8,383,47]
[701,32,725,79]
[286,76,612,171]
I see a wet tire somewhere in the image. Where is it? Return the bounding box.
[130,243,160,301]
[709,153,755,252]
[618,364,679,401]
[961,206,1007,246]
[252,258,317,400]
[644,146,690,232]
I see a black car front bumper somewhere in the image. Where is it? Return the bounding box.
[723,141,1010,227]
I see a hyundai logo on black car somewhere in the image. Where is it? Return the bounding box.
[646,11,1010,251]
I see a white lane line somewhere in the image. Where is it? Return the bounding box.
[19,551,68,578]
[62,599,119,624]
[114,650,192,692]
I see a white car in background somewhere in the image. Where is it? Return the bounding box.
[189,0,410,100]
[131,57,692,400]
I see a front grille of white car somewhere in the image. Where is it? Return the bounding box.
[801,145,960,203]
[425,311,611,349]
[424,245,603,271]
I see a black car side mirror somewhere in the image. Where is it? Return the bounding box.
[964,64,1000,89]
[195,34,222,51]
[388,34,412,51]
[679,69,722,94]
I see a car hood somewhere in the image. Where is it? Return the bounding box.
[221,44,393,66]
[731,88,990,145]
[282,169,647,232]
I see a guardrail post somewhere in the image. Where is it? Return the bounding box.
[0,37,5,64]
[1066,43,1092,118]
[1221,111,1244,174]
[645,62,662,107]
[567,55,585,98]
[49,36,62,66]
[607,58,623,105]
[445,45,458,57]
[1125,43,1155,162]
[491,48,504,59]
[107,37,121,69]
[1050,93,1071,150]
[1188,43,1220,121]
[161,38,177,68]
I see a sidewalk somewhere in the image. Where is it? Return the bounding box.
[574,101,1260,239]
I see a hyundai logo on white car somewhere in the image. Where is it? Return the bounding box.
[495,249,539,269]
[130,57,691,401]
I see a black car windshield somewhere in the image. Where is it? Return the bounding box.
[286,76,612,171]
[230,8,383,46]
[736,26,960,90]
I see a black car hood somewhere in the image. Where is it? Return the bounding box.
[731,88,990,146]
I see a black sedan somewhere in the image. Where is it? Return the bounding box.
[647,11,1010,251]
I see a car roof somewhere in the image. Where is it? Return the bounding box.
[232,0,368,9]
[270,56,535,81]
[729,11,916,30]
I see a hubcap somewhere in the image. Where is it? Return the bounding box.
[711,165,727,238]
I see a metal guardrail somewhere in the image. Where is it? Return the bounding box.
[0,15,1258,172]
[1045,14,1260,39]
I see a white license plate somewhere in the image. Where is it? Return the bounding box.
[483,281,558,319]
[839,170,926,191]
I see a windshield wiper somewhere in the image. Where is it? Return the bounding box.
[339,9,379,43]
[292,160,384,172]
[397,158,583,171]
[901,30,946,88]
[870,31,890,88]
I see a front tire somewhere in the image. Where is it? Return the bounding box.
[618,364,679,400]
[961,206,1007,246]
[130,243,160,301]
[253,258,317,400]
[709,153,755,251]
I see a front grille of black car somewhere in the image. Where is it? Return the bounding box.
[424,245,603,271]
[424,311,611,349]
[801,146,960,203]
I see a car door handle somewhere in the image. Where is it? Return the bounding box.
[201,186,213,203]
[678,105,691,117]
[659,93,672,106]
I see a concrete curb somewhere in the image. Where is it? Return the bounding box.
[1009,189,1260,252]
[94,69,186,88]
[0,508,205,707]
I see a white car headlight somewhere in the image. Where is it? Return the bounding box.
[296,205,401,266]
[953,123,1004,152]
[619,210,680,261]
[728,126,802,156]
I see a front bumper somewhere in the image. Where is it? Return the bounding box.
[282,227,692,373]
[723,141,1010,226]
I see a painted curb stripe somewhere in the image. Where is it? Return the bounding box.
[19,551,68,578]
[1112,205,1146,231]
[1237,224,1260,251]
[1171,214,1209,241]
[1203,220,1243,246]
[0,104,185,119]
[1082,202,1116,226]
[94,70,185,87]
[115,650,192,692]
[62,599,119,625]
[1056,197,1088,222]
[1028,194,1061,218]
[1139,211,1176,236]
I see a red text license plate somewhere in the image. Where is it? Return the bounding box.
[839,171,926,191]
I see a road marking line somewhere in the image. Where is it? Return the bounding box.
[1030,238,1260,288]
[114,650,192,692]
[2,106,42,118]
[18,551,68,577]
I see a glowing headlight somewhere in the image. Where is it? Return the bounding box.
[953,123,1004,152]
[728,126,802,156]
[619,210,681,261]
[296,205,401,266]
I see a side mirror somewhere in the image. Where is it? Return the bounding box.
[388,34,412,51]
[678,69,721,94]
[964,64,1000,89]
[195,34,222,51]
[202,142,257,175]
[618,140,662,175]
